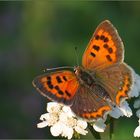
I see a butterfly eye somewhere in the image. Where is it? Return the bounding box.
[74,66,77,73]
[74,66,82,78]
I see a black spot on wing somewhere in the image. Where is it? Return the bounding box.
[108,47,113,54]
[55,85,64,95]
[90,52,96,57]
[65,90,71,97]
[100,35,105,40]
[104,37,109,42]
[46,76,54,89]
[103,44,109,49]
[48,84,53,89]
[63,76,68,81]
[95,35,100,40]
[93,45,100,51]
[58,90,64,95]
[46,80,54,89]
[54,85,59,90]
[106,55,112,62]
[56,76,62,83]
[47,76,51,81]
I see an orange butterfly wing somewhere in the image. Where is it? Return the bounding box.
[32,70,79,105]
[82,20,133,106]
[82,20,124,70]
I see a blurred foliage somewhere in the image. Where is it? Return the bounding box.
[0,1,140,139]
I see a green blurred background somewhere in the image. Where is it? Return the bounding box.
[0,1,140,139]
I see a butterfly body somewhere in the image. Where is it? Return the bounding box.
[33,20,133,120]
[74,66,95,87]
[74,66,112,103]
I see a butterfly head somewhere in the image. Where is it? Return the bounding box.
[74,66,94,86]
[74,66,83,76]
[74,66,85,81]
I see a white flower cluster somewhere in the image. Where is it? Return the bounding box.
[133,74,140,137]
[37,102,88,139]
[37,68,140,139]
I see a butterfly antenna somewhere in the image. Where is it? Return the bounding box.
[43,66,74,72]
[74,46,79,66]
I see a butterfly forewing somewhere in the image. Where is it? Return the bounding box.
[82,20,124,70]
[33,70,79,105]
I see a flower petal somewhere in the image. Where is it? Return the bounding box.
[128,70,140,98]
[109,106,124,119]
[50,122,63,137]
[62,126,74,139]
[129,85,139,98]
[37,121,48,128]
[93,119,106,132]
[119,101,132,117]
[139,118,140,124]
[134,98,140,109]
[134,125,140,137]
[136,109,140,118]
[62,106,71,112]
[77,120,87,129]
[75,120,88,135]
[62,106,75,117]
[47,102,62,113]
[135,74,140,93]
[75,126,88,135]
[40,113,49,121]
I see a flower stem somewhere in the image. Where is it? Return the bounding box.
[109,117,114,139]
[88,123,101,139]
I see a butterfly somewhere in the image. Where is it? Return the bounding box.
[32,20,133,120]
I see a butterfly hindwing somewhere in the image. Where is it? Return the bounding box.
[33,70,79,105]
[71,85,111,120]
[82,20,124,70]
[95,63,133,105]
